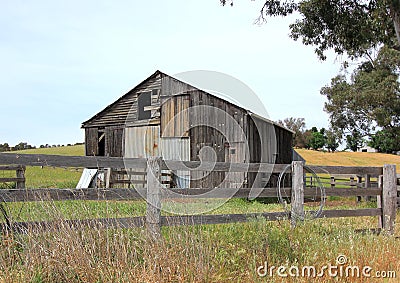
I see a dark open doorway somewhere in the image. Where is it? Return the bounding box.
[98,131,105,156]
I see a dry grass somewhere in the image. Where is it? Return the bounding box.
[296,149,400,173]
[0,200,399,283]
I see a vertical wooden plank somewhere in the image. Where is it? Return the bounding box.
[146,157,162,238]
[382,164,397,234]
[377,175,383,229]
[169,97,175,137]
[85,128,99,156]
[330,176,335,189]
[105,168,112,188]
[364,174,371,201]
[356,175,362,202]
[176,96,181,137]
[16,166,25,189]
[182,95,190,137]
[291,161,304,227]
[350,176,355,188]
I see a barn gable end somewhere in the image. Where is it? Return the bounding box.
[82,71,162,129]
[81,70,294,188]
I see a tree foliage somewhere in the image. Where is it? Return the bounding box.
[306,127,327,150]
[325,130,340,152]
[345,132,364,152]
[221,0,400,60]
[368,128,400,153]
[289,0,398,60]
[0,143,10,152]
[12,142,35,151]
[222,1,400,154]
[278,118,341,151]
[0,142,36,152]
[277,117,307,147]
[321,46,400,151]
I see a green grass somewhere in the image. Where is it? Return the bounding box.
[0,145,398,282]
[0,166,82,189]
[0,197,376,225]
[10,144,85,156]
[4,200,147,222]
[3,145,85,188]
[24,166,82,188]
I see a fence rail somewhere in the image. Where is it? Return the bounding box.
[0,153,384,175]
[0,209,384,234]
[0,165,25,189]
[0,153,397,236]
[0,187,384,203]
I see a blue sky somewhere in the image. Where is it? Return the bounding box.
[0,1,342,146]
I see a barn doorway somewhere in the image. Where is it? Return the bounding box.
[98,131,105,156]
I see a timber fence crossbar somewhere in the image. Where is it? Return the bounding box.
[0,165,25,189]
[0,153,397,235]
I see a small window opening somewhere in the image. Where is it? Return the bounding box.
[138,92,151,120]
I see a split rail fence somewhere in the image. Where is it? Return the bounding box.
[0,153,397,236]
[0,165,25,189]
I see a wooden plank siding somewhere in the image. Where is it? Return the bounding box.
[82,72,163,128]
[81,70,294,190]
[85,128,98,156]
[188,90,249,188]
[160,95,190,137]
[105,127,124,157]
[246,115,293,188]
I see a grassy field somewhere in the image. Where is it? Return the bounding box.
[1,145,85,189]
[296,149,400,173]
[0,146,399,282]
[13,144,85,156]
[0,211,398,282]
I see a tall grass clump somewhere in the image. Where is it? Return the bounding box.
[0,200,399,282]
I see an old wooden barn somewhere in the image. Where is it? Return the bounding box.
[81,70,294,188]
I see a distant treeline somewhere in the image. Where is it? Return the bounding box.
[0,142,84,152]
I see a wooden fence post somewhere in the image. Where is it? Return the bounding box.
[382,164,397,235]
[356,175,362,202]
[330,176,335,189]
[16,165,25,189]
[364,174,371,202]
[105,168,112,188]
[146,157,162,238]
[291,161,305,227]
[377,175,383,229]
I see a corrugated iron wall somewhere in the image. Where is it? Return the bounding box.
[160,138,190,188]
[124,126,160,158]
